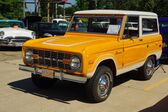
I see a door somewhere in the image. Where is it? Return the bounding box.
[122,16,147,67]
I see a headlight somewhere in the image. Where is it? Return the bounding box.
[70,56,81,71]
[25,49,33,64]
[0,31,4,36]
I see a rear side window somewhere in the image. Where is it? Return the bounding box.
[142,18,158,35]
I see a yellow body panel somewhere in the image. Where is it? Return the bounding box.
[122,34,162,67]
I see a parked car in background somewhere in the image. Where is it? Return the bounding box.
[0,20,35,47]
[0,20,25,28]
[159,17,168,58]
[29,22,69,38]
[52,18,67,23]
[23,16,42,29]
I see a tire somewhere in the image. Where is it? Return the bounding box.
[85,66,113,103]
[31,73,56,89]
[138,56,155,80]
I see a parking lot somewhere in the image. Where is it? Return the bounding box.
[0,48,168,112]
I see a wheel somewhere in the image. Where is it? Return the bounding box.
[85,66,113,103]
[31,73,56,89]
[138,56,155,80]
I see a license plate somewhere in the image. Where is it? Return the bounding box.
[15,42,23,46]
[41,69,54,78]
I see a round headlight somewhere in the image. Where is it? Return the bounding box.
[70,56,81,70]
[0,31,4,36]
[25,50,33,64]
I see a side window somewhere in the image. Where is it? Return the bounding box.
[142,18,158,35]
[123,16,139,39]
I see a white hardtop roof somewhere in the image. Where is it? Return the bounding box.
[75,10,157,16]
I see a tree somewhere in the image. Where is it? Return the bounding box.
[138,0,156,11]
[75,0,168,17]
[0,0,23,19]
[154,0,168,16]
[75,0,89,10]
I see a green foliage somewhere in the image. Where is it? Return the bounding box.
[0,0,23,19]
[65,6,76,16]
[74,0,168,16]
[1,0,168,20]
[76,0,89,10]
[40,0,48,17]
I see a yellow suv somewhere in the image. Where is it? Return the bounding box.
[19,10,162,102]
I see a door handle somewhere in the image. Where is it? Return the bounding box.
[147,45,149,48]
[139,38,143,41]
[116,51,122,54]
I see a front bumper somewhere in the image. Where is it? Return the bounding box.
[0,39,23,47]
[19,64,87,83]
[0,37,32,47]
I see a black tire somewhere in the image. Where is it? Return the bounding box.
[31,73,56,89]
[138,56,155,80]
[85,66,113,103]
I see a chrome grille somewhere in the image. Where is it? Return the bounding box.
[5,37,32,42]
[32,49,71,70]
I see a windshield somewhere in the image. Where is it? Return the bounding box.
[0,21,24,28]
[68,15,123,35]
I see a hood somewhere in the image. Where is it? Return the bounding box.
[0,27,32,32]
[0,27,33,38]
[24,32,119,54]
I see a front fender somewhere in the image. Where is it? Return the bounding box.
[86,53,117,78]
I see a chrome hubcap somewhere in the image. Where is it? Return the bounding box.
[97,73,110,98]
[146,59,154,76]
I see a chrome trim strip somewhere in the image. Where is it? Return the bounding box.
[19,64,87,83]
[54,71,87,83]
[19,64,35,72]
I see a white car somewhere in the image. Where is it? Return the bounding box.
[52,18,67,23]
[0,20,35,47]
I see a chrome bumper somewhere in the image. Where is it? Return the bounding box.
[19,64,87,83]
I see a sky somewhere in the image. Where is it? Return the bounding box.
[26,0,76,12]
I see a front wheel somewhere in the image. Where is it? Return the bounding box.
[85,66,113,103]
[31,73,56,89]
[138,56,155,80]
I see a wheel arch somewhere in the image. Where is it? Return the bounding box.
[146,51,161,66]
[87,58,117,79]
[146,54,157,65]
[98,59,116,77]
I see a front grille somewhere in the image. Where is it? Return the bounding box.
[12,39,30,42]
[5,37,31,43]
[32,49,71,70]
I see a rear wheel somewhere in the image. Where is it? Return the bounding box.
[138,56,155,80]
[31,73,56,89]
[86,66,113,103]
